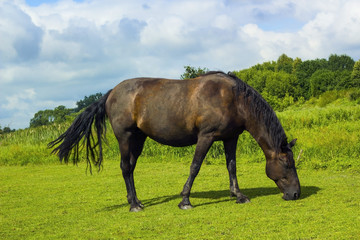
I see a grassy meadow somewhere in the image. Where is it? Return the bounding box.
[1,161,359,239]
[0,93,360,239]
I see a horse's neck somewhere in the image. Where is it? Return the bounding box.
[246,123,273,158]
[243,110,279,159]
[236,87,285,159]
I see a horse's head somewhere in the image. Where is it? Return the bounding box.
[266,139,301,200]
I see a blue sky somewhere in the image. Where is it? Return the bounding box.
[26,0,84,6]
[1,0,360,129]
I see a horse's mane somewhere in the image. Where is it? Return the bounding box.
[202,71,287,150]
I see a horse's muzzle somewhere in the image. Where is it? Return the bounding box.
[282,189,301,200]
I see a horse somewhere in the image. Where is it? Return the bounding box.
[49,71,301,212]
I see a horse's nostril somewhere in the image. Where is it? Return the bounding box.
[294,192,298,199]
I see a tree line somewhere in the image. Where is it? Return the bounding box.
[29,93,103,128]
[0,126,15,134]
[233,54,360,110]
[27,53,360,128]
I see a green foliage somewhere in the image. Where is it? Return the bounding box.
[0,126,15,135]
[292,57,302,74]
[235,54,357,107]
[265,71,297,99]
[276,53,293,73]
[30,110,53,127]
[328,54,355,71]
[1,162,359,239]
[348,88,360,102]
[351,60,360,87]
[180,65,209,79]
[0,123,72,165]
[235,68,267,93]
[29,93,103,128]
[310,69,336,97]
[30,105,73,128]
[334,70,353,89]
[278,100,360,170]
[75,92,103,112]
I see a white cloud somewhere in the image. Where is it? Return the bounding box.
[0,88,36,128]
[0,1,43,63]
[213,15,235,30]
[2,88,36,110]
[1,0,360,129]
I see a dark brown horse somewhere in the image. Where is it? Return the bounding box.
[49,71,300,212]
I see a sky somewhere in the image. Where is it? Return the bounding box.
[1,0,360,129]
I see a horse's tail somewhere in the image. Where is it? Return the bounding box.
[48,89,112,172]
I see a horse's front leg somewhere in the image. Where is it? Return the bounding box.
[223,138,250,203]
[179,135,214,209]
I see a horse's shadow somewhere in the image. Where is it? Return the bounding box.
[101,186,320,211]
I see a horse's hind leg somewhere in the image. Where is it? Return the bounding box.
[118,130,147,212]
[223,138,250,203]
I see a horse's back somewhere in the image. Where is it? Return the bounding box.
[106,74,240,145]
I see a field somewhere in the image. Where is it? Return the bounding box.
[0,95,360,239]
[1,161,359,239]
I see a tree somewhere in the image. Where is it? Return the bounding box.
[310,69,336,97]
[180,66,209,79]
[326,55,355,90]
[75,93,103,112]
[334,70,353,90]
[29,93,105,128]
[53,105,72,123]
[2,127,13,133]
[351,60,360,87]
[0,126,15,134]
[252,61,276,71]
[234,68,267,94]
[30,110,54,127]
[292,57,302,74]
[295,58,328,99]
[29,105,72,128]
[328,54,354,71]
[263,71,296,99]
[276,54,293,73]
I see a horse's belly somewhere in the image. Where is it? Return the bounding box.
[149,135,197,147]
[140,123,197,147]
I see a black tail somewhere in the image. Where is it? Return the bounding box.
[48,90,112,172]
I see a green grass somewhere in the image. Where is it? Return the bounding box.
[277,101,360,171]
[1,161,359,239]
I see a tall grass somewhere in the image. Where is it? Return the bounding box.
[0,124,68,165]
[1,96,359,171]
[278,103,360,170]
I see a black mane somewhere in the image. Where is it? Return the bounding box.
[204,71,287,150]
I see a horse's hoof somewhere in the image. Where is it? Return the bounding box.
[236,197,250,204]
[130,206,143,212]
[178,204,193,210]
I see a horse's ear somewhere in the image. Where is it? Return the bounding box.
[289,139,297,148]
